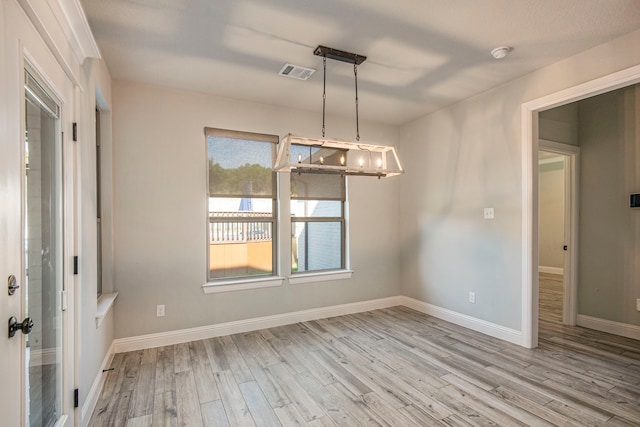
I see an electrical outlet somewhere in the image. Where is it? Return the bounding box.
[484,208,494,219]
[469,292,476,304]
[156,305,165,317]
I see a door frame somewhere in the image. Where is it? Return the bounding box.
[538,140,580,326]
[521,63,640,348]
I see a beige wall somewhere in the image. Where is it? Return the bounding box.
[111,80,401,338]
[399,28,640,331]
[539,159,565,269]
[577,85,640,325]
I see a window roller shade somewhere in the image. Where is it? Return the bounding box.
[291,173,345,201]
[207,129,277,198]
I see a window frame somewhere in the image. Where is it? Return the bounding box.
[290,200,346,275]
[204,127,279,283]
[288,153,348,275]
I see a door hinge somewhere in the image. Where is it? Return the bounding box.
[61,290,68,311]
[73,256,78,275]
[72,122,78,141]
[74,388,79,408]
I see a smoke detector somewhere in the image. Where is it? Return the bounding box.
[278,63,316,80]
[491,46,513,60]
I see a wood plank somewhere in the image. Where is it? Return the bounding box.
[126,414,152,427]
[219,335,255,384]
[129,363,155,418]
[204,337,230,372]
[155,346,176,395]
[201,400,230,427]
[176,370,204,427]
[215,369,256,426]
[174,343,191,374]
[152,390,177,427]
[239,381,282,427]
[273,404,310,426]
[244,358,292,408]
[189,340,221,403]
[294,371,359,426]
[267,363,325,422]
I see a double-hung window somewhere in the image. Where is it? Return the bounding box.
[290,145,346,274]
[206,128,278,281]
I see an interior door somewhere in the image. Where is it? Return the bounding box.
[23,67,66,427]
[1,1,76,425]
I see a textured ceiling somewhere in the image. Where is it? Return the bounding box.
[81,0,640,126]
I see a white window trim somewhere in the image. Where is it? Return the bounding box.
[202,276,285,294]
[96,292,118,327]
[288,269,354,285]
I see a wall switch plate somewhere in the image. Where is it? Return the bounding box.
[637,299,640,311]
[469,292,476,304]
[157,305,165,317]
[484,208,494,219]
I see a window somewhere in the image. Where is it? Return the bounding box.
[96,106,103,297]
[206,128,278,281]
[290,145,346,274]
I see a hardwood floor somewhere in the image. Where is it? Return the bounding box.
[90,279,640,426]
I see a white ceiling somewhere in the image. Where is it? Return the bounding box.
[81,0,640,126]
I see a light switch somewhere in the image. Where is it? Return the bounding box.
[484,208,495,219]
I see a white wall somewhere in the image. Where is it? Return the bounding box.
[399,28,640,331]
[111,80,401,338]
[538,159,565,270]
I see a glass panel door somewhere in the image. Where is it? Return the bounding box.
[24,68,63,427]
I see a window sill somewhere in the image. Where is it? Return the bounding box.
[96,292,118,328]
[289,270,353,285]
[202,276,285,294]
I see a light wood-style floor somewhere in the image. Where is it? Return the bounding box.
[91,275,640,426]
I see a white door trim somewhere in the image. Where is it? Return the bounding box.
[521,64,640,348]
[539,140,580,326]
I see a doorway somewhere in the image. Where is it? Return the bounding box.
[523,64,640,348]
[537,144,579,333]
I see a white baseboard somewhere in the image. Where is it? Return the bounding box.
[113,296,403,353]
[576,314,640,341]
[539,266,564,275]
[399,296,524,346]
[80,341,116,427]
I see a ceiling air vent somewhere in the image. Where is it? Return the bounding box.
[278,63,315,81]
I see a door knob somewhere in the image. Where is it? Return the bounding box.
[7,275,19,296]
[8,316,34,338]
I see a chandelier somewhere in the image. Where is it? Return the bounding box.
[274,46,404,178]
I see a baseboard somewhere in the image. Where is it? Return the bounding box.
[113,296,403,353]
[80,340,116,427]
[399,296,524,346]
[538,266,564,275]
[576,314,640,341]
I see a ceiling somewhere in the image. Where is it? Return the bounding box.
[81,0,640,126]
